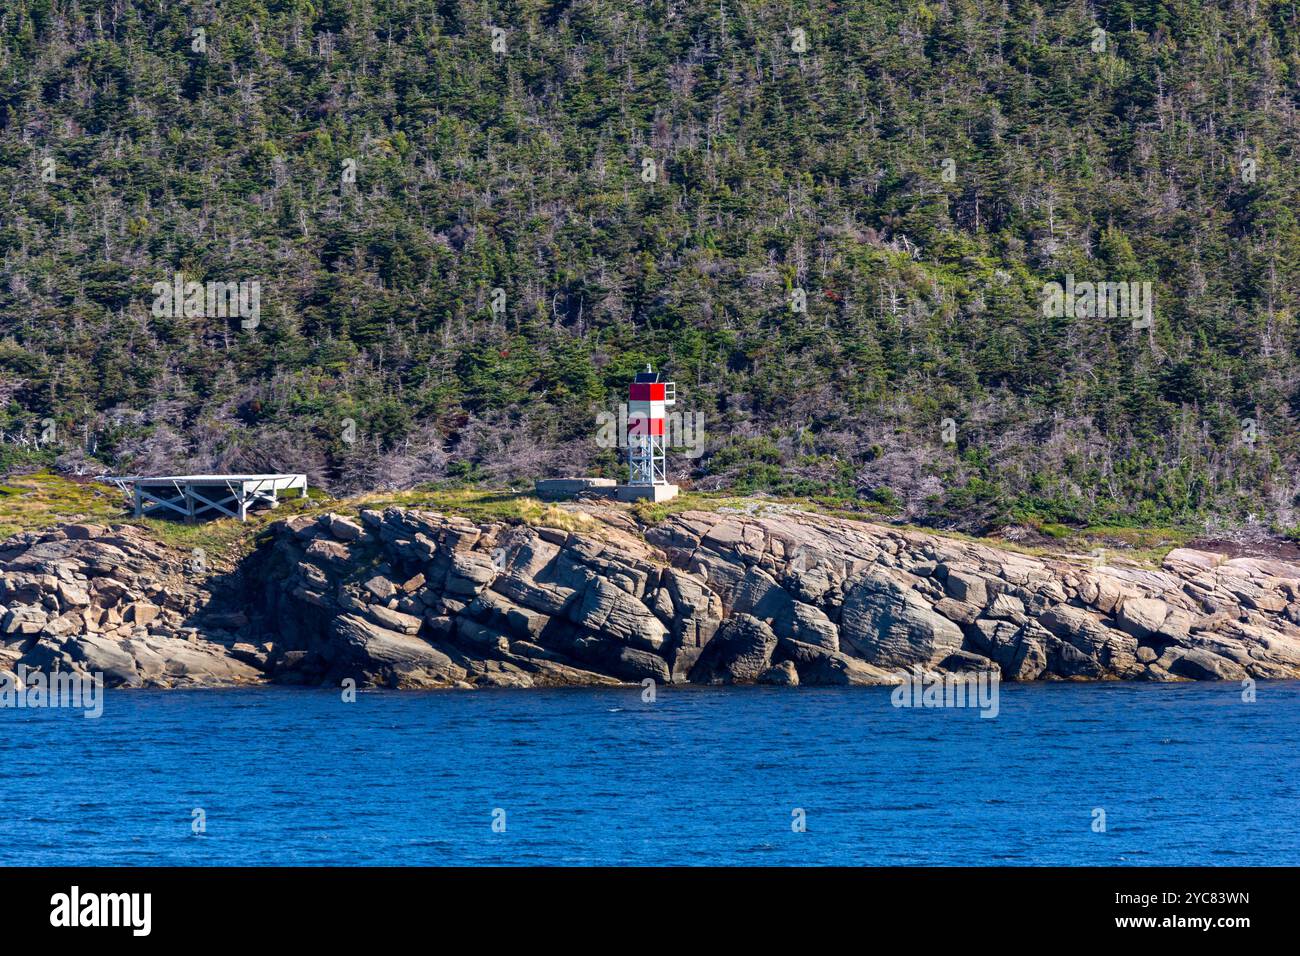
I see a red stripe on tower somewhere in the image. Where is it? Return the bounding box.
[629,383,666,401]
[628,415,664,436]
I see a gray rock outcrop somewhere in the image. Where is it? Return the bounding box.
[6,504,1300,691]
[0,524,261,687]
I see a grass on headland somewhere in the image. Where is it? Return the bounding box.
[0,473,1192,570]
[334,486,599,533]
[0,472,321,568]
[0,475,601,565]
[134,493,323,567]
[0,472,126,540]
[627,491,1193,567]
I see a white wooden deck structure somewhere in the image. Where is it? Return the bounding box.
[115,474,308,522]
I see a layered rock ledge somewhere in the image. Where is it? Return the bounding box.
[4,506,1300,688]
[0,524,260,687]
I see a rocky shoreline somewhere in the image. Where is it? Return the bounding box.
[3,504,1300,689]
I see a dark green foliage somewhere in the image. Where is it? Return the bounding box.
[0,0,1298,532]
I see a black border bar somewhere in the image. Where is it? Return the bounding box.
[0,866,1282,940]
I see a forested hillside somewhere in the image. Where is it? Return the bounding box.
[2,0,1299,534]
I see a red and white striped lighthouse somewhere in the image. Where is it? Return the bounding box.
[620,364,679,501]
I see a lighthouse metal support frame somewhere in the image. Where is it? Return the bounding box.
[628,434,667,486]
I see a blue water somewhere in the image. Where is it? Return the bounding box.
[2,682,1297,865]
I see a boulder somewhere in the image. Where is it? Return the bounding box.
[1039,604,1142,677]
[89,577,132,605]
[969,619,1049,681]
[327,515,367,542]
[944,569,989,607]
[1162,549,1225,573]
[491,574,576,616]
[21,635,141,687]
[64,524,108,540]
[795,650,899,686]
[758,660,799,686]
[443,552,498,595]
[284,515,319,538]
[689,614,778,684]
[360,603,424,636]
[937,650,1000,674]
[122,636,264,687]
[1077,572,1127,614]
[324,613,465,688]
[363,575,397,601]
[1167,647,1248,681]
[932,597,981,625]
[122,602,160,626]
[986,592,1026,621]
[56,581,91,608]
[2,605,46,635]
[305,538,353,568]
[1116,597,1169,640]
[839,571,964,668]
[456,618,511,655]
[730,567,838,648]
[568,577,668,651]
[18,630,262,689]
[608,646,671,684]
